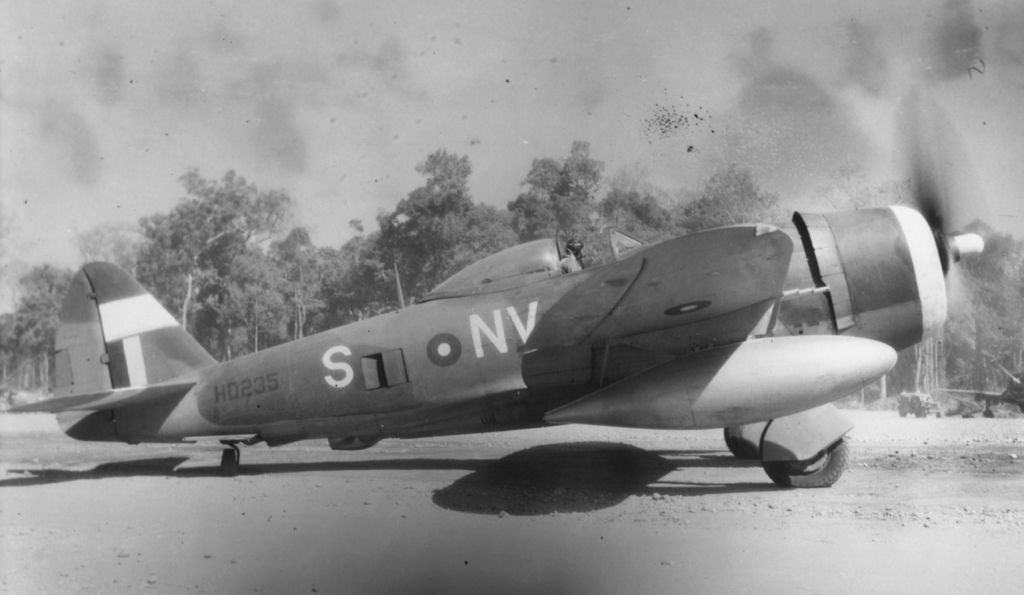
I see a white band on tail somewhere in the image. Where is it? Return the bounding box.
[98,294,179,342]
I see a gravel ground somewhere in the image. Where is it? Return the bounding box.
[1,410,1022,594]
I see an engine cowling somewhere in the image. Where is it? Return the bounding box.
[783,205,946,351]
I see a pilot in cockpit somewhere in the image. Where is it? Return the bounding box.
[560,237,584,274]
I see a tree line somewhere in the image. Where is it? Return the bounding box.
[2,141,1021,402]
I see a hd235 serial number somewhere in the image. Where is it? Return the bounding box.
[214,372,280,404]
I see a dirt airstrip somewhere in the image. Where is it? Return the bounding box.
[2,410,1022,594]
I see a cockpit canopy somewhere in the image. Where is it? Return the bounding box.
[421,238,562,301]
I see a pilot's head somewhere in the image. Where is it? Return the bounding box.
[566,237,583,257]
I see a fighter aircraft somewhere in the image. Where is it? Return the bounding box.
[936,363,1024,418]
[14,94,986,488]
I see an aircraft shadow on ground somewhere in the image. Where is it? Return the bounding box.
[431,442,774,516]
[0,457,488,487]
[0,457,192,487]
[1,442,775,513]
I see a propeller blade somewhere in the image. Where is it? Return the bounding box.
[898,88,986,273]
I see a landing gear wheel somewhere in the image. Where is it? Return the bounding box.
[762,438,849,489]
[220,446,240,477]
[723,427,760,460]
[983,408,995,418]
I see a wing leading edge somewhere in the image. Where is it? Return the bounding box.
[526,224,794,350]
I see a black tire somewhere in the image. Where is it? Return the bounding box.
[762,438,849,489]
[723,428,761,460]
[983,409,995,418]
[220,448,239,477]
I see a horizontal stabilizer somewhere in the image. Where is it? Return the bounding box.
[11,379,195,413]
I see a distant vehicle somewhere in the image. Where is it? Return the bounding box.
[896,392,941,418]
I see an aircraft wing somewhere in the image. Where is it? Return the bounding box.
[525,225,793,350]
[10,380,195,413]
[935,388,1004,402]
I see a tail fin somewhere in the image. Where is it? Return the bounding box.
[52,262,216,399]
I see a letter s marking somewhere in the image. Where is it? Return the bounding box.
[323,345,354,389]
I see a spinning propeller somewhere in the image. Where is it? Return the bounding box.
[901,89,985,273]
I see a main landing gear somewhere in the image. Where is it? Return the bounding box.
[762,439,849,489]
[724,426,850,488]
[723,426,762,460]
[723,406,853,488]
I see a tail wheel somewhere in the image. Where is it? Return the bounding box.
[762,438,849,488]
[723,427,761,460]
[220,447,240,477]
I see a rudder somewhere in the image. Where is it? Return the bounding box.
[53,263,216,397]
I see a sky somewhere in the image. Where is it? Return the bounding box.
[3,0,1023,312]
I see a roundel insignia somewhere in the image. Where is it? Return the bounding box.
[427,333,462,367]
[664,300,712,316]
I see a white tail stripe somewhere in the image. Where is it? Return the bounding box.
[122,335,149,386]
[98,294,178,342]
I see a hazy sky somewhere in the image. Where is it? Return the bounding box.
[3,0,1023,311]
